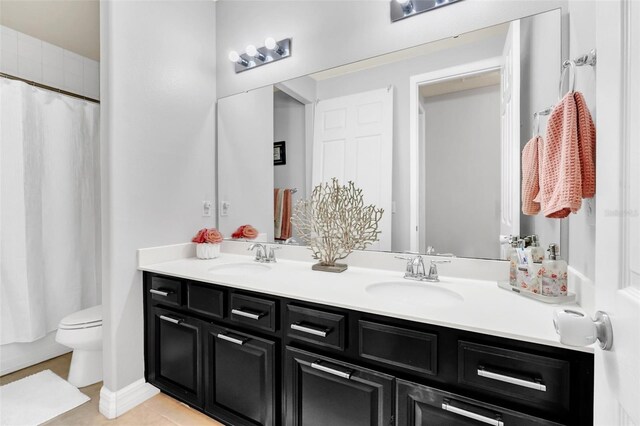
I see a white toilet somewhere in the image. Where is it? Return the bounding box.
[55,305,103,388]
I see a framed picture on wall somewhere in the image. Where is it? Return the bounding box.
[274,141,286,166]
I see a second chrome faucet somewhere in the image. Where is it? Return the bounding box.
[395,254,451,282]
[248,243,280,263]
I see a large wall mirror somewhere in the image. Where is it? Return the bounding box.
[217,9,563,260]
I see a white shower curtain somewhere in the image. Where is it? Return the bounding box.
[0,78,100,345]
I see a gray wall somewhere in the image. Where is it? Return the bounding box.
[315,36,505,252]
[101,0,216,393]
[423,85,502,259]
[216,0,567,99]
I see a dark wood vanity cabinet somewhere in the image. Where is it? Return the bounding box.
[143,272,594,426]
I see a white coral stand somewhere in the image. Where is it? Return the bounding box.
[55,305,103,387]
[196,243,220,259]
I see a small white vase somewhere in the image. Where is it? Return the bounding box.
[196,243,220,259]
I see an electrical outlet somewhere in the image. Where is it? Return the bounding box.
[220,201,230,217]
[202,201,212,217]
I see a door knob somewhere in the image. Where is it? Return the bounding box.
[553,309,613,350]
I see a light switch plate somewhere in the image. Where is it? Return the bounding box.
[202,201,212,217]
[220,201,230,217]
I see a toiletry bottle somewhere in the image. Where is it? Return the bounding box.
[541,244,568,296]
[507,238,519,286]
[527,235,545,263]
[524,235,544,293]
[515,239,530,290]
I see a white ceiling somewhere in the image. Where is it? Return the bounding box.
[420,70,501,98]
[0,0,100,61]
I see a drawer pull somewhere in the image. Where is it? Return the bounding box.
[477,366,547,391]
[231,308,264,320]
[442,400,504,426]
[291,322,329,337]
[310,361,352,379]
[159,315,183,325]
[216,333,247,346]
[150,288,174,297]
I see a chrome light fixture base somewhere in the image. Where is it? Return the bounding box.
[390,0,463,22]
[233,38,292,73]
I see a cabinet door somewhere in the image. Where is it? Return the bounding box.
[205,324,277,426]
[285,346,393,426]
[396,379,561,426]
[147,307,204,408]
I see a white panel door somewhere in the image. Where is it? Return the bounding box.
[312,87,393,251]
[499,20,521,256]
[593,1,640,424]
[217,86,274,239]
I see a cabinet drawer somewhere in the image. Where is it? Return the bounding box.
[286,305,346,351]
[458,341,571,413]
[188,282,225,319]
[149,275,183,307]
[359,320,437,376]
[397,378,561,426]
[230,293,277,332]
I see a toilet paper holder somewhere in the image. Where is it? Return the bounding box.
[553,309,613,350]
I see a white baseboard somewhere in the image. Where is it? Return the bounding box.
[99,378,159,419]
[0,331,70,376]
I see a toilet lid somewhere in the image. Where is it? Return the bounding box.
[59,305,102,328]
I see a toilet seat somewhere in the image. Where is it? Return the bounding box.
[59,305,102,330]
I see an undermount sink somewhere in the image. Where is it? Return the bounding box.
[365,281,464,308]
[208,262,271,275]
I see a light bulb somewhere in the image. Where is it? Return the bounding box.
[264,37,277,50]
[395,0,411,4]
[228,50,240,63]
[246,45,258,57]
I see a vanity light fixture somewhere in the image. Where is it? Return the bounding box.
[390,0,463,22]
[228,37,292,73]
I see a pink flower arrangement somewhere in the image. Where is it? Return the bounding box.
[231,224,258,240]
[192,228,223,244]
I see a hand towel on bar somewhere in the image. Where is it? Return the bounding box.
[280,189,292,240]
[521,135,542,215]
[539,92,596,218]
[274,188,284,239]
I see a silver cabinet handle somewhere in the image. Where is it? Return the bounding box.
[231,308,264,320]
[477,366,546,391]
[159,315,183,325]
[291,322,329,338]
[216,333,247,345]
[310,361,352,379]
[150,289,173,297]
[442,401,504,426]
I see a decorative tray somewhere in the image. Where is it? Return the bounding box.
[497,281,577,304]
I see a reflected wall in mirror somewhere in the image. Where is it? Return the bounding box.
[217,9,562,260]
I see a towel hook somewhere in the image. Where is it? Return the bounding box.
[558,59,576,100]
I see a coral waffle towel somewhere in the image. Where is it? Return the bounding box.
[540,92,596,218]
[522,136,542,215]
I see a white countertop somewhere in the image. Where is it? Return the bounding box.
[139,252,593,354]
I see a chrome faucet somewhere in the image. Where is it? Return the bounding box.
[248,243,280,263]
[396,255,451,282]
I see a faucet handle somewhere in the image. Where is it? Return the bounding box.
[265,245,281,262]
[426,259,451,282]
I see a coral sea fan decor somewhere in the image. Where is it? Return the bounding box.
[292,178,384,273]
[232,224,259,240]
[192,228,223,259]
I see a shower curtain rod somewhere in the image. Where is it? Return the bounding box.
[0,72,100,104]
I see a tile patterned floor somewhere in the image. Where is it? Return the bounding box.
[0,353,222,425]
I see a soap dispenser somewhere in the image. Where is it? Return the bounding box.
[541,244,568,296]
[507,238,519,286]
[527,235,545,263]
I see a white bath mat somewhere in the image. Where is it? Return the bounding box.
[0,369,90,425]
